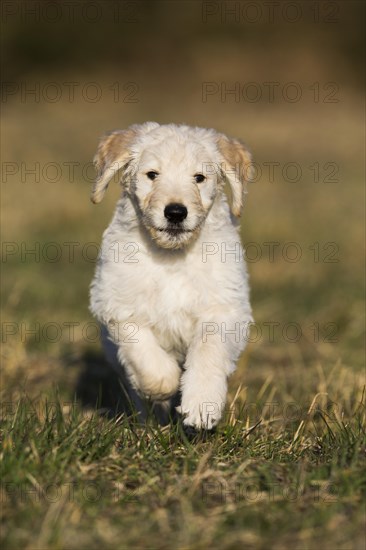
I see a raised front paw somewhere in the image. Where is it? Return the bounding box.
[136,360,181,402]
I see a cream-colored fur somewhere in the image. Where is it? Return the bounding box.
[90,122,253,429]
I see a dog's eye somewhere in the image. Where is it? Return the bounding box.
[194,174,205,183]
[146,171,159,180]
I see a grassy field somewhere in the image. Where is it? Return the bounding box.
[1,4,365,549]
[2,100,365,549]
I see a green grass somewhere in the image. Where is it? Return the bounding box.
[1,376,365,550]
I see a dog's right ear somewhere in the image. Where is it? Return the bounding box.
[91,128,138,204]
[91,122,159,203]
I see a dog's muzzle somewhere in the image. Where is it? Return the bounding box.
[146,202,201,248]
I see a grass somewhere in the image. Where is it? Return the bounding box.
[1,369,365,549]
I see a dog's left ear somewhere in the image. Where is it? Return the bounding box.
[217,135,253,217]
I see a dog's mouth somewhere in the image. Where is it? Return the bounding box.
[157,225,194,236]
[147,223,202,250]
[140,210,205,249]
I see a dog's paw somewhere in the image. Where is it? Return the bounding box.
[177,399,222,430]
[138,360,181,401]
[179,372,227,430]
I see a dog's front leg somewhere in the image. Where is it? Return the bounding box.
[112,322,181,402]
[180,315,245,430]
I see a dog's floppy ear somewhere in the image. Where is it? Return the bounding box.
[217,134,253,217]
[91,122,159,204]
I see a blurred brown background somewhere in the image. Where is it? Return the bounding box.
[1,0,365,385]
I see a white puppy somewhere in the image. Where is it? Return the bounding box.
[90,122,253,430]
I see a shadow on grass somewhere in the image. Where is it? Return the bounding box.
[72,348,132,418]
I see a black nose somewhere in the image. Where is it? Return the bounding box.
[164,203,188,223]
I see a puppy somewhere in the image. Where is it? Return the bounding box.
[90,122,253,430]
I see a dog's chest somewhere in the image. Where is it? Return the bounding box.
[99,221,246,353]
[137,255,213,349]
[147,259,206,319]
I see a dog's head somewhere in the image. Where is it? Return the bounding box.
[92,122,252,249]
